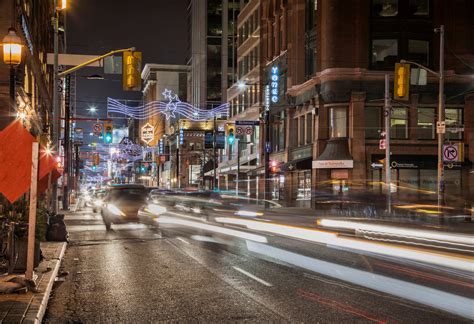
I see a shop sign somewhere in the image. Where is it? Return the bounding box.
[331,169,349,180]
[141,123,154,144]
[264,85,270,111]
[270,66,279,103]
[390,161,418,169]
[312,160,353,169]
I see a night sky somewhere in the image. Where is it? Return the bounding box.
[66,0,188,142]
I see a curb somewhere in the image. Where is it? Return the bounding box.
[24,242,67,324]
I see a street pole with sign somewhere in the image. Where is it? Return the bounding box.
[384,74,392,214]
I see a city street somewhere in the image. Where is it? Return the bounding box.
[44,207,472,323]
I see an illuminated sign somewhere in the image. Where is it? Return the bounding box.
[270,66,279,103]
[20,15,33,54]
[141,123,154,144]
[159,138,164,154]
[179,128,184,145]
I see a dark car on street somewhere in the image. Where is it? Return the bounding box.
[101,184,148,230]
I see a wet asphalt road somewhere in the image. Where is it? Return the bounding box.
[44,208,472,323]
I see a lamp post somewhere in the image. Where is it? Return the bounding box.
[2,27,22,118]
[401,25,445,207]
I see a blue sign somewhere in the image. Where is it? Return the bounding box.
[265,142,272,153]
[204,131,213,149]
[179,128,184,145]
[270,66,279,103]
[159,139,164,154]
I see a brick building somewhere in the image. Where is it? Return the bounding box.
[0,0,57,140]
[254,0,473,206]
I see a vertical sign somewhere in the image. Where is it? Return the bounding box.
[179,128,184,145]
[270,66,279,103]
[159,138,164,155]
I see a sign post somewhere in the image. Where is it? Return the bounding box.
[26,142,39,281]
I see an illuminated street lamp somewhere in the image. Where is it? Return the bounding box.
[2,27,22,66]
[2,27,22,119]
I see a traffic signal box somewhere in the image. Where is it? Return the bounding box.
[103,123,113,144]
[123,51,142,91]
[226,123,235,145]
[394,63,410,101]
[270,160,278,173]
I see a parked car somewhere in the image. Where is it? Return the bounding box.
[101,184,148,230]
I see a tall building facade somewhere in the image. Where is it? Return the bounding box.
[219,0,262,195]
[260,0,474,206]
[0,0,57,140]
[187,0,241,109]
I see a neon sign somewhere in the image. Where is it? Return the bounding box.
[270,66,279,103]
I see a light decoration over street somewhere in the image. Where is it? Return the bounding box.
[107,89,229,121]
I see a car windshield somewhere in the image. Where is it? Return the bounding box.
[108,188,147,201]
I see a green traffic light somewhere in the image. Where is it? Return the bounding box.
[105,132,112,143]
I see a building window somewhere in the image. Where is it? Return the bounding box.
[409,0,429,16]
[329,107,347,138]
[408,40,429,66]
[372,0,398,17]
[365,107,382,139]
[417,108,435,139]
[306,113,313,144]
[299,117,305,146]
[371,39,398,69]
[391,107,408,139]
[445,108,463,140]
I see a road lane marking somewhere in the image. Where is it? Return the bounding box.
[177,237,190,244]
[232,266,272,287]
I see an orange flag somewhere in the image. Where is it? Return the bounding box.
[0,121,61,203]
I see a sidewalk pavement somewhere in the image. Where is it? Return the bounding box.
[0,241,67,324]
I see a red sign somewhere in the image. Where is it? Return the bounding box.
[379,139,386,150]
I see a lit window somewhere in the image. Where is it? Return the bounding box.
[445,108,463,140]
[372,39,398,69]
[372,0,398,17]
[391,107,408,139]
[329,107,347,138]
[417,108,435,139]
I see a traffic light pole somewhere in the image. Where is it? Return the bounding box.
[213,116,218,191]
[384,74,392,215]
[400,25,445,207]
[62,75,71,210]
[264,106,270,208]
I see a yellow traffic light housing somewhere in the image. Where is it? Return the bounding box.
[226,123,235,145]
[394,63,410,101]
[123,51,142,91]
[103,123,113,143]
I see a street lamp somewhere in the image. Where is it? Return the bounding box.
[2,27,22,118]
[2,27,22,65]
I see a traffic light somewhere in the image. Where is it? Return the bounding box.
[226,123,235,145]
[91,165,97,172]
[123,51,142,91]
[394,63,410,101]
[103,123,113,144]
[270,160,278,173]
[56,156,63,169]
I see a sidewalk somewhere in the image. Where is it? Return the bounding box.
[0,241,67,324]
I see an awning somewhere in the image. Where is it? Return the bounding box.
[313,137,353,169]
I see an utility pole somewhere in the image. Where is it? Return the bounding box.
[236,139,240,196]
[62,75,70,210]
[384,74,392,215]
[264,86,270,208]
[51,0,59,212]
[436,25,445,207]
[213,115,218,191]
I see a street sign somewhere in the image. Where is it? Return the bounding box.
[236,126,245,136]
[443,143,463,162]
[235,120,260,126]
[436,121,446,134]
[379,139,386,150]
[204,131,213,149]
[141,123,154,144]
[371,163,383,169]
[93,123,102,137]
